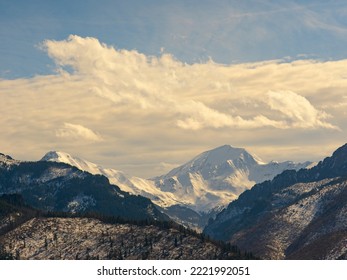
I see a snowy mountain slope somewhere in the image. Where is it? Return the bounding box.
[204,143,347,259]
[152,145,313,212]
[0,154,169,222]
[42,151,135,193]
[41,151,179,208]
[41,147,312,228]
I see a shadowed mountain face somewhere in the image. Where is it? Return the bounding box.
[0,155,168,222]
[204,143,347,260]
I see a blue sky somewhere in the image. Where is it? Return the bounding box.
[1,0,347,177]
[2,0,347,78]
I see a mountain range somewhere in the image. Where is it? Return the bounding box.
[41,145,312,228]
[1,143,347,259]
[204,143,347,259]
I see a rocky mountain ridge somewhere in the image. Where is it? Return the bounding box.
[204,143,347,259]
[0,156,168,222]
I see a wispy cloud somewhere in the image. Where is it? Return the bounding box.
[56,123,103,142]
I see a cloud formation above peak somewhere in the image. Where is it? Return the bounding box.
[41,35,338,131]
[1,35,346,177]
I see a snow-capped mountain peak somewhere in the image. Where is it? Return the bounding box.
[40,146,313,226]
[164,145,262,178]
[153,145,313,212]
[204,143,347,260]
[41,151,103,173]
[191,145,259,167]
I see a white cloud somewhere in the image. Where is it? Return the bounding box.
[1,35,346,177]
[266,90,339,130]
[40,35,338,131]
[56,123,103,142]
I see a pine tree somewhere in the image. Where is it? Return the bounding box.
[174,237,178,247]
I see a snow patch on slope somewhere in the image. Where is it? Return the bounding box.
[67,194,96,213]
